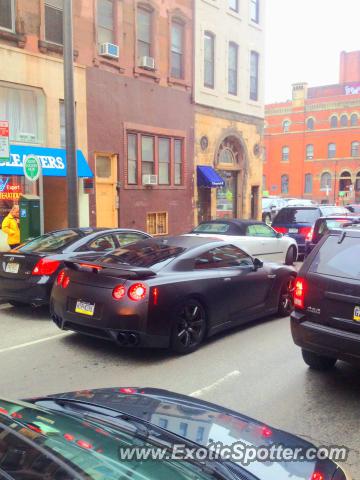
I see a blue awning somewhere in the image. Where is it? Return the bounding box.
[197,166,225,188]
[0,145,93,178]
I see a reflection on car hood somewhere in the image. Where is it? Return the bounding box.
[37,387,340,480]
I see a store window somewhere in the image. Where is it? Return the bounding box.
[97,0,114,45]
[0,0,15,31]
[0,176,25,224]
[45,0,63,45]
[0,83,45,145]
[146,212,168,235]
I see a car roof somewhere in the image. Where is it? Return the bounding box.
[150,235,224,248]
[197,219,265,227]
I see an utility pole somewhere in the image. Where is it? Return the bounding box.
[63,0,79,227]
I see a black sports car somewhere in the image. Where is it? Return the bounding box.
[0,388,349,479]
[0,228,150,307]
[51,236,296,354]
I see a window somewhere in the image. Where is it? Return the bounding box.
[250,0,260,23]
[229,0,239,12]
[174,139,183,185]
[274,207,319,224]
[351,113,358,126]
[306,144,314,159]
[96,156,112,178]
[97,0,114,45]
[228,42,238,95]
[171,21,184,79]
[262,174,266,190]
[330,115,338,128]
[179,423,188,437]
[0,83,45,144]
[306,118,314,130]
[340,114,348,127]
[250,51,259,101]
[59,100,65,148]
[87,234,116,252]
[195,245,253,269]
[127,133,137,184]
[158,418,168,429]
[304,173,313,193]
[45,0,63,45]
[20,230,80,253]
[283,120,290,133]
[0,0,15,31]
[246,224,276,237]
[147,212,168,235]
[320,172,331,190]
[159,137,170,185]
[282,146,289,161]
[137,7,152,58]
[328,143,336,158]
[196,427,205,443]
[204,32,215,88]
[141,136,155,176]
[281,174,289,194]
[114,232,148,246]
[351,141,359,157]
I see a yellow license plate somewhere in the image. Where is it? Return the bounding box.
[75,300,95,316]
[353,306,360,322]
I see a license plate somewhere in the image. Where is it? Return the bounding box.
[75,300,95,316]
[5,263,19,274]
[289,228,298,233]
[353,306,360,322]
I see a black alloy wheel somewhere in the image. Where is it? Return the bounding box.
[171,299,207,354]
[278,276,295,317]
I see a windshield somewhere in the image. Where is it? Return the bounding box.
[193,223,230,233]
[19,230,81,253]
[274,208,319,224]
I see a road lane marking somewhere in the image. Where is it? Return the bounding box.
[189,370,241,397]
[0,333,71,354]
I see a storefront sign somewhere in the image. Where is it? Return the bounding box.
[0,121,10,162]
[0,145,93,178]
[0,177,22,200]
[344,85,360,95]
[23,155,41,181]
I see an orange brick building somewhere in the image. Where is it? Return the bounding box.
[264,51,360,205]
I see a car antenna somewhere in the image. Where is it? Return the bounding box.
[338,231,346,244]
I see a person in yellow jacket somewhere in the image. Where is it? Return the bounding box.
[2,205,20,249]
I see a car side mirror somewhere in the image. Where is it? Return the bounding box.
[276,232,283,238]
[253,258,263,270]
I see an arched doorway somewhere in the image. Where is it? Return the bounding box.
[339,171,352,192]
[215,136,244,218]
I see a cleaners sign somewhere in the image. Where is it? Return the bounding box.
[0,121,9,163]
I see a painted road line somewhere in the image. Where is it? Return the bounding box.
[189,370,241,397]
[0,333,71,354]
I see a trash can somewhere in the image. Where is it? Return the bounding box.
[19,195,41,243]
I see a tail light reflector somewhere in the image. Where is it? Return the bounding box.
[57,270,65,286]
[294,277,305,309]
[128,283,147,301]
[112,285,126,300]
[306,227,314,242]
[273,227,288,234]
[62,275,70,289]
[261,426,273,438]
[32,258,60,276]
[152,287,159,305]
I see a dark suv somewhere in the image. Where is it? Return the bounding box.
[272,205,349,257]
[291,227,360,370]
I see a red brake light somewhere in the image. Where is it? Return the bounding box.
[119,388,137,394]
[273,227,288,234]
[62,275,70,289]
[76,439,93,449]
[306,227,314,242]
[300,227,312,237]
[152,287,159,305]
[261,426,273,438]
[311,473,324,480]
[57,270,65,285]
[11,412,23,419]
[27,424,43,434]
[112,285,126,300]
[0,407,8,415]
[128,283,147,301]
[32,258,60,276]
[294,277,305,309]
[64,433,75,442]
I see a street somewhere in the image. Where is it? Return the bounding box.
[0,302,358,478]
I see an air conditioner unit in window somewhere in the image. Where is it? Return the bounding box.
[142,174,158,185]
[139,56,155,70]
[99,42,119,59]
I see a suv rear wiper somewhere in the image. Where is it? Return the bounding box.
[33,397,256,480]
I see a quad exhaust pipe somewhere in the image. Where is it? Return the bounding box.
[117,332,139,346]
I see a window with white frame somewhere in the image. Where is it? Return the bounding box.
[281,174,289,194]
[45,0,64,45]
[171,20,184,79]
[229,0,239,12]
[137,7,152,59]
[351,141,359,157]
[304,173,312,193]
[306,144,314,159]
[283,120,290,133]
[250,51,259,101]
[97,0,114,45]
[320,172,331,190]
[0,0,15,32]
[228,42,238,95]
[328,143,336,159]
[282,146,289,161]
[204,32,215,88]
[250,0,260,23]
[159,137,170,185]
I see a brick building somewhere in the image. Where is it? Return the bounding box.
[264,51,360,205]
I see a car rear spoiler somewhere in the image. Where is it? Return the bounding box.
[64,260,156,279]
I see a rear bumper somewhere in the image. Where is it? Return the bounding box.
[0,278,52,306]
[291,311,360,366]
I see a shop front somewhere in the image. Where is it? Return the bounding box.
[0,145,93,237]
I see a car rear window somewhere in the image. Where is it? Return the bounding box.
[273,208,319,224]
[310,234,360,280]
[19,230,81,253]
[320,206,349,216]
[192,223,230,233]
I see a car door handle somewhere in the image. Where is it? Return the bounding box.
[223,277,232,282]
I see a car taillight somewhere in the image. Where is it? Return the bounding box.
[294,277,305,309]
[261,426,273,438]
[152,287,159,305]
[311,472,324,480]
[300,227,312,237]
[64,433,75,442]
[0,407,8,415]
[273,227,288,234]
[32,258,60,276]
[76,439,93,449]
[57,270,65,285]
[306,227,314,242]
[128,283,147,301]
[119,387,137,394]
[11,412,23,419]
[112,285,126,300]
[62,275,70,289]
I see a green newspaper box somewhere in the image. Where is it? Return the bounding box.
[19,195,41,243]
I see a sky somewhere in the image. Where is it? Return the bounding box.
[265,0,360,103]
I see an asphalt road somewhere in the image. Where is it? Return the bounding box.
[0,302,358,479]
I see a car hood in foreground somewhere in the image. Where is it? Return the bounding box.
[31,387,346,480]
